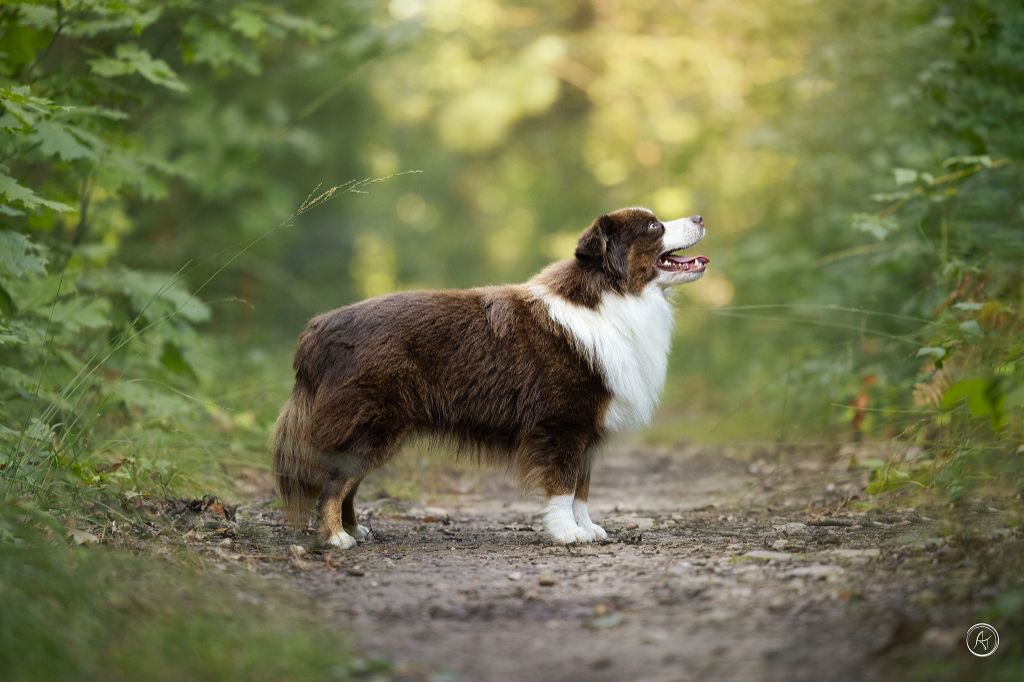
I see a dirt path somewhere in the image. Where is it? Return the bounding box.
[207,443,1014,681]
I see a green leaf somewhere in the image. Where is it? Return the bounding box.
[82,269,210,325]
[870,190,913,203]
[892,167,918,185]
[113,380,192,415]
[89,44,189,92]
[0,284,15,316]
[48,298,112,335]
[1006,384,1024,410]
[99,148,175,200]
[958,320,982,336]
[0,231,48,278]
[942,154,993,168]
[0,367,71,413]
[0,85,59,128]
[267,10,335,40]
[185,29,261,75]
[851,213,899,240]
[855,457,887,471]
[942,378,1006,430]
[68,6,163,38]
[0,365,37,393]
[63,105,129,122]
[9,273,71,312]
[159,342,199,381]
[9,3,58,30]
[866,465,912,494]
[230,8,266,39]
[0,167,74,213]
[30,120,99,162]
[916,347,946,360]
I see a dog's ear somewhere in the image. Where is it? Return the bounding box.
[604,238,628,285]
[576,215,627,286]
[575,217,608,263]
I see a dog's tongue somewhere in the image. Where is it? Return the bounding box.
[665,255,710,266]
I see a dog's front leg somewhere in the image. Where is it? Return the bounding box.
[572,464,607,541]
[543,493,592,545]
[527,430,598,545]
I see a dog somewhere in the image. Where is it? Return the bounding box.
[272,207,708,547]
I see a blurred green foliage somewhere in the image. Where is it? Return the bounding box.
[1,0,1022,508]
[0,503,374,682]
[0,2,1022,679]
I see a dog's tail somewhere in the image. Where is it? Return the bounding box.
[271,388,323,529]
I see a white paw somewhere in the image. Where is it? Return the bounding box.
[544,494,596,544]
[572,498,607,541]
[344,523,370,540]
[544,494,592,544]
[576,523,597,542]
[327,530,357,549]
[546,519,592,545]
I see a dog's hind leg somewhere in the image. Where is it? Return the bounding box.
[572,454,607,541]
[314,399,406,548]
[342,478,369,540]
[319,475,359,548]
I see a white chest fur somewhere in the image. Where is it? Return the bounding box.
[531,283,673,432]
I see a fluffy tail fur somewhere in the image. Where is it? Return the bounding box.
[271,389,322,529]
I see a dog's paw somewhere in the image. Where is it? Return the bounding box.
[571,500,607,542]
[344,523,370,540]
[576,524,597,542]
[327,530,358,549]
[545,518,593,545]
[544,494,594,544]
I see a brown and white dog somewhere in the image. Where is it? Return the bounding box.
[272,207,708,547]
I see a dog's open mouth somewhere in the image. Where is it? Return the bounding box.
[657,249,710,273]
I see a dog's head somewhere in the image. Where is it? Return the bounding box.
[575,207,709,293]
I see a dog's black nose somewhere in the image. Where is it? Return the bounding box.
[692,214,704,228]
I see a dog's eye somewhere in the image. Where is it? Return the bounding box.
[648,221,661,232]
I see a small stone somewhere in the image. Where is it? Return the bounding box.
[921,627,959,652]
[586,612,624,630]
[538,571,557,586]
[507,571,523,581]
[780,522,811,536]
[640,629,670,644]
[409,507,449,522]
[785,564,845,580]
[288,544,306,558]
[214,547,242,561]
[826,548,881,560]
[745,550,793,562]
[69,530,99,545]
